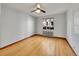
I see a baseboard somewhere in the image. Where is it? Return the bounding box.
[35,34,66,39]
[66,36,77,56]
[0,34,66,49]
[36,34,77,55]
[0,34,77,56]
[0,34,36,49]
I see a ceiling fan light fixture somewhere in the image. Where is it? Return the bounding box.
[31,3,46,13]
[35,9,41,13]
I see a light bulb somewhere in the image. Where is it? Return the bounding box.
[35,9,41,13]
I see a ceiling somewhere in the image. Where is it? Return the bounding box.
[3,3,79,17]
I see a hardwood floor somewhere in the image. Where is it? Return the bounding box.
[0,35,76,56]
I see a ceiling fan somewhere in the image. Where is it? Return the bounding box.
[31,3,46,13]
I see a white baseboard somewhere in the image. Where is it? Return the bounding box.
[66,36,78,56]
[0,34,35,48]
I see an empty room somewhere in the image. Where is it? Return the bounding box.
[0,3,79,56]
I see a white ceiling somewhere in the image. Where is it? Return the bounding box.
[3,3,79,17]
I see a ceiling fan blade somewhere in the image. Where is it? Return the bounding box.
[31,3,46,13]
[31,8,46,13]
[31,8,39,12]
[40,9,46,13]
[31,9,36,12]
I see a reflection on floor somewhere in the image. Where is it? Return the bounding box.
[0,35,76,56]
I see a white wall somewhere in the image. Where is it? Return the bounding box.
[0,4,1,14]
[36,13,67,37]
[66,8,79,55]
[0,5,36,48]
[0,4,1,47]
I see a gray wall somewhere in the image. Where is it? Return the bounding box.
[0,5,36,48]
[36,13,67,37]
[0,4,1,47]
[0,4,1,14]
[67,8,79,55]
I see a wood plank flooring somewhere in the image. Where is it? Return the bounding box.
[0,35,76,56]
